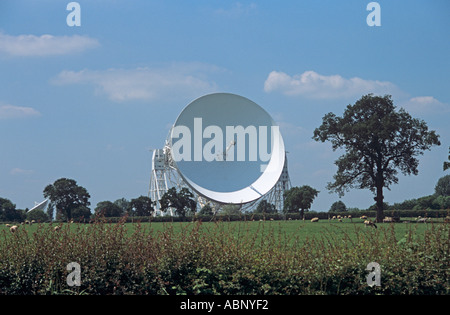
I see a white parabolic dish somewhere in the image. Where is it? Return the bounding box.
[169,93,285,204]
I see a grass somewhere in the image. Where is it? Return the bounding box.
[0,217,436,247]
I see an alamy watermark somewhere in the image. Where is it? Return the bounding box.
[66,2,81,27]
[63,261,381,288]
[366,262,381,287]
[366,2,381,27]
[171,117,279,164]
[66,262,81,287]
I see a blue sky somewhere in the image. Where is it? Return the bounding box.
[0,0,449,211]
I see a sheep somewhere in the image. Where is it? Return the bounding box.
[5,224,10,228]
[10,225,18,233]
[383,217,394,223]
[416,217,429,223]
[311,217,319,222]
[54,225,61,231]
[332,216,336,220]
[338,218,342,222]
[360,215,368,220]
[364,220,377,228]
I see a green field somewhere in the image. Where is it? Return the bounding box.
[1,218,436,244]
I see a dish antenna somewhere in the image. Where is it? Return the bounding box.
[27,199,49,213]
[149,93,291,213]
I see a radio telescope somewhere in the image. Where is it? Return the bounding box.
[149,93,291,215]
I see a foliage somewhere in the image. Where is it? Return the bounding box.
[198,203,214,216]
[254,200,277,214]
[313,94,440,222]
[43,178,91,221]
[0,220,448,295]
[160,188,196,218]
[114,198,131,215]
[0,197,24,222]
[444,146,450,171]
[95,201,123,217]
[26,209,49,222]
[219,204,241,216]
[283,186,319,219]
[435,175,450,197]
[129,196,154,217]
[391,194,450,211]
[329,200,347,212]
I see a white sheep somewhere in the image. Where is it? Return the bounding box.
[364,220,377,229]
[311,217,319,222]
[383,217,394,223]
[10,225,18,233]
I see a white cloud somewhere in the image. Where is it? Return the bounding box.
[0,32,99,56]
[399,96,450,115]
[264,70,399,99]
[214,2,257,18]
[10,168,34,175]
[0,104,41,119]
[53,63,220,102]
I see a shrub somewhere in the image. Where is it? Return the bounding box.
[0,220,448,295]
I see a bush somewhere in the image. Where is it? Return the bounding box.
[0,219,448,295]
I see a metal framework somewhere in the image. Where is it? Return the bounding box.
[148,137,291,215]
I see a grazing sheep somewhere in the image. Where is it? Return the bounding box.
[311,217,319,222]
[5,224,10,228]
[383,217,394,223]
[10,225,18,233]
[364,220,377,229]
[332,216,336,220]
[54,226,61,231]
[338,218,342,222]
[416,217,429,223]
[360,215,368,220]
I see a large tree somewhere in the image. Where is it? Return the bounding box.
[160,187,196,218]
[255,200,277,214]
[435,175,450,197]
[129,196,154,217]
[313,94,440,222]
[95,201,123,217]
[283,185,319,219]
[0,197,24,222]
[43,178,91,221]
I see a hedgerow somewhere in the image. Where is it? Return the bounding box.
[0,219,448,295]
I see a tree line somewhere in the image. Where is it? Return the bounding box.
[1,94,448,223]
